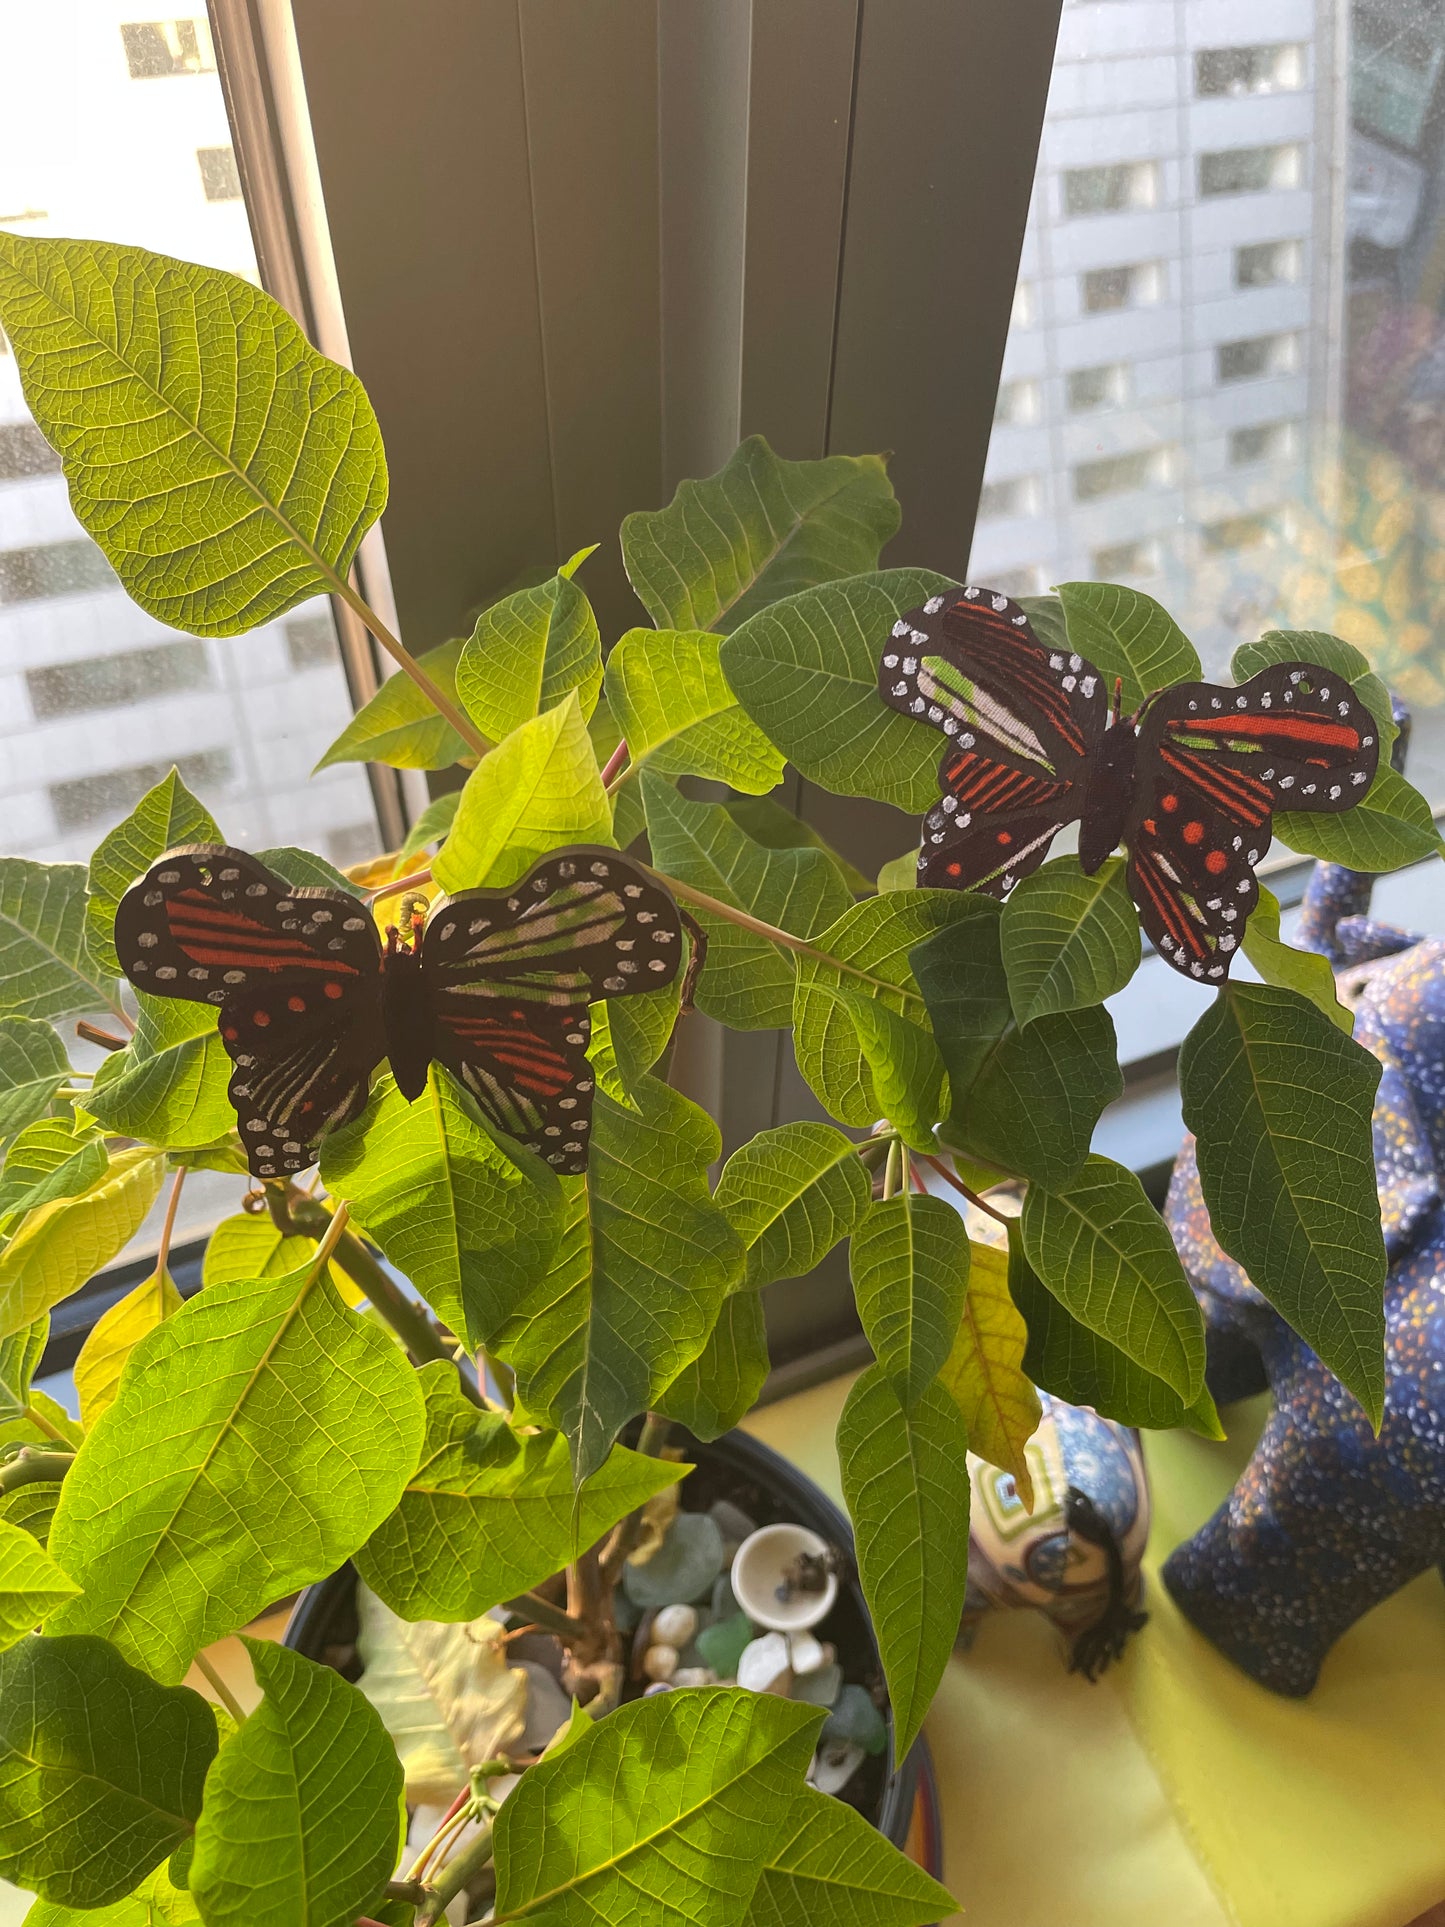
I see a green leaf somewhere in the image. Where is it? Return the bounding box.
[456,572,603,742]
[828,989,945,1153]
[1000,855,1141,1024]
[1007,1225,1223,1437]
[714,1121,871,1291]
[654,1292,771,1440]
[719,568,956,809]
[1231,629,1397,753]
[1179,982,1388,1425]
[255,848,364,897]
[47,1260,426,1681]
[321,1070,563,1346]
[0,1119,107,1224]
[749,1783,956,1927]
[1020,1155,1205,1401]
[433,693,612,894]
[21,1864,200,1926]
[0,1147,166,1340]
[490,1079,743,1480]
[356,1362,687,1618]
[0,233,386,636]
[202,1212,317,1288]
[837,1366,969,1758]
[490,1685,823,1924]
[73,1266,183,1429]
[1016,592,1070,653]
[938,1238,1041,1507]
[641,774,851,1030]
[720,796,872,897]
[85,996,232,1149]
[586,975,681,1110]
[0,861,120,1022]
[792,891,985,1126]
[189,1641,403,1927]
[875,848,918,894]
[621,435,899,633]
[0,1633,216,1907]
[1055,581,1202,710]
[912,907,1122,1187]
[0,1519,80,1648]
[1242,886,1351,1032]
[316,639,472,772]
[84,772,221,979]
[0,1019,70,1140]
[1274,763,1443,872]
[397,790,460,865]
[604,628,785,793]
[0,1319,47,1426]
[851,1194,970,1410]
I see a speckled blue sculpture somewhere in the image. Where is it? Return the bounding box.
[1162,815,1444,1695]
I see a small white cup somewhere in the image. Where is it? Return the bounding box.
[730,1524,838,1632]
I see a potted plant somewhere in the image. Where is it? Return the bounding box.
[0,229,1432,1926]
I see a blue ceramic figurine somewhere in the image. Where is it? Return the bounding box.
[1162,768,1445,1694]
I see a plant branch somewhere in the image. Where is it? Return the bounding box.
[384,1877,432,1907]
[419,1814,495,1925]
[333,576,492,763]
[194,1648,247,1726]
[0,1449,74,1495]
[501,1590,589,1643]
[368,864,433,905]
[921,1152,1012,1225]
[154,1166,186,1281]
[21,1404,69,1445]
[598,1411,674,1587]
[599,739,630,789]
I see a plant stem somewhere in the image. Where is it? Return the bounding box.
[369,864,434,905]
[21,1404,69,1445]
[599,739,630,789]
[0,1450,74,1495]
[501,1591,589,1643]
[194,1649,247,1726]
[384,1877,433,1907]
[920,1152,1012,1226]
[155,1166,186,1280]
[333,576,492,763]
[597,1412,673,1587]
[419,1815,495,1925]
[882,1139,901,1201]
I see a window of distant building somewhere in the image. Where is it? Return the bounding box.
[1202,512,1276,553]
[1235,239,1305,288]
[984,566,1045,599]
[1067,364,1129,412]
[1010,281,1036,328]
[1229,421,1300,466]
[120,20,215,78]
[0,541,116,605]
[1063,160,1159,217]
[0,424,62,483]
[1093,539,1161,579]
[196,146,242,202]
[50,750,231,832]
[1199,144,1304,197]
[994,379,1042,426]
[1195,44,1306,98]
[1216,332,1302,382]
[1081,262,1165,313]
[1072,448,1172,502]
[27,642,212,721]
[977,475,1041,519]
[284,614,340,671]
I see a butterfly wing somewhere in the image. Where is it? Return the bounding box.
[878,586,1106,894]
[1126,662,1380,980]
[422,847,683,1172]
[114,844,385,1177]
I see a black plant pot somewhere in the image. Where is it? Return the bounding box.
[285,1423,928,1853]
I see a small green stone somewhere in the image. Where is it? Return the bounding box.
[792,1661,843,1708]
[695,1611,756,1680]
[823,1683,887,1756]
[622,1511,725,1609]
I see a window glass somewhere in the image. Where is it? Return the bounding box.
[0,4,380,872]
[974,0,1445,803]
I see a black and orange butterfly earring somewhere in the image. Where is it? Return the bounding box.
[114,844,683,1180]
[878,587,1379,982]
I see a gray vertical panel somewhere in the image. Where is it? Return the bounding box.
[519,1,664,635]
[828,0,1063,576]
[289,0,554,651]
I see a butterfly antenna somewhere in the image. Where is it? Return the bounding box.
[679,910,709,1013]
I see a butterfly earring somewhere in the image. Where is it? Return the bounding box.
[114,844,684,1180]
[878,587,1379,982]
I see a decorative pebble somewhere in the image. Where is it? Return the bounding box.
[709,1499,758,1553]
[652,1604,699,1648]
[822,1684,887,1757]
[672,1666,717,1687]
[623,1511,725,1608]
[711,1573,742,1619]
[642,1643,679,1682]
[809,1739,865,1795]
[695,1612,755,1680]
[516,1659,573,1754]
[644,1680,672,1695]
[788,1631,828,1676]
[736,1631,792,1696]
[792,1661,843,1708]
